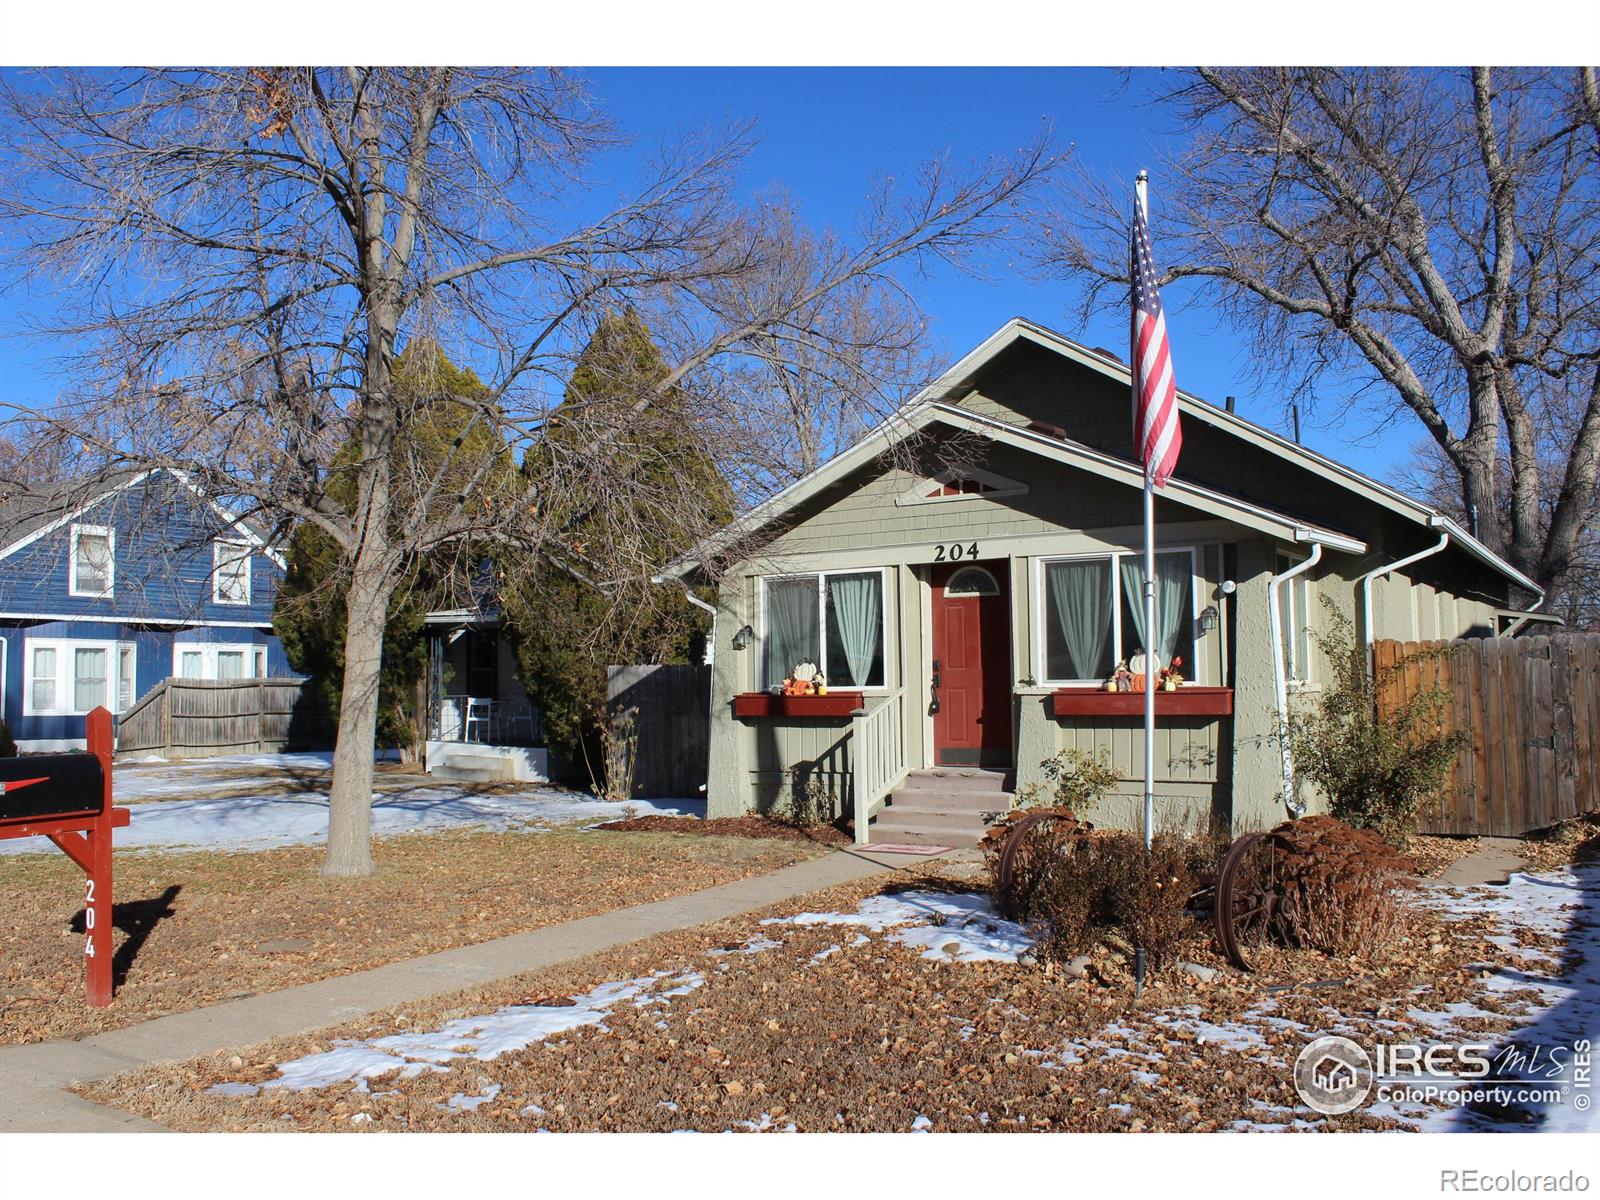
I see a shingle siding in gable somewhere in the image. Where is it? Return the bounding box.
[0,473,281,626]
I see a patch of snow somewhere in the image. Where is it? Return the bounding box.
[734,1113,797,1132]
[1372,865,1600,1134]
[910,1115,933,1131]
[204,1081,261,1097]
[710,936,782,957]
[215,970,703,1094]
[444,1084,502,1112]
[0,782,702,856]
[765,891,1033,964]
[810,944,841,964]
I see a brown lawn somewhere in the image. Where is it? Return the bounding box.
[0,828,822,1045]
[78,859,1549,1134]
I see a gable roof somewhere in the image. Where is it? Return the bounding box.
[663,318,1542,600]
[663,399,1367,579]
[0,467,286,569]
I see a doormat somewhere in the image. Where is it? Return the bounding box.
[865,843,954,856]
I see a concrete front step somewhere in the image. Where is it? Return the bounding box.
[868,823,989,847]
[876,803,1005,831]
[432,755,515,783]
[885,793,1008,816]
[899,768,1011,795]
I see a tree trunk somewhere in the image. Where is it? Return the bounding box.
[322,554,398,877]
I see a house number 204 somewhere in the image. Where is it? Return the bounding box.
[933,542,980,562]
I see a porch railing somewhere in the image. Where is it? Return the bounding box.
[431,695,543,746]
[851,686,908,845]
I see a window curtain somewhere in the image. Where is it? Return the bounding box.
[764,577,819,685]
[827,573,881,686]
[1120,553,1190,665]
[1047,560,1111,679]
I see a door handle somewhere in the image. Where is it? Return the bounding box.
[929,659,941,715]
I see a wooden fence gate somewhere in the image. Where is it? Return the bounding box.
[1374,634,1599,836]
[117,677,333,759]
[606,664,711,800]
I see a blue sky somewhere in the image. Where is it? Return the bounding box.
[0,67,1414,481]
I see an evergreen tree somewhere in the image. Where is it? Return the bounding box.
[499,310,731,778]
[273,341,513,751]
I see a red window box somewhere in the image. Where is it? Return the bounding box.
[732,692,865,719]
[1050,686,1233,718]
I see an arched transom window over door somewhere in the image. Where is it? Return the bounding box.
[944,566,1000,596]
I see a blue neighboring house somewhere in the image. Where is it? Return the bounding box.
[0,468,295,750]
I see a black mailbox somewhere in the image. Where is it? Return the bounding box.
[0,754,106,822]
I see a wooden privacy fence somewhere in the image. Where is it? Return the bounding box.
[606,664,711,799]
[117,677,333,759]
[1374,635,1599,836]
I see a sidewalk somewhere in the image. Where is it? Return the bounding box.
[0,848,903,1133]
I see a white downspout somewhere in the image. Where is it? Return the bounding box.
[652,574,718,668]
[1356,520,1450,666]
[1267,541,1322,816]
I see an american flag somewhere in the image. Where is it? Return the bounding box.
[1131,182,1182,487]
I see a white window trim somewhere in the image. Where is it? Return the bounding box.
[756,566,895,692]
[897,466,1029,507]
[1032,547,1203,687]
[212,539,253,606]
[173,641,262,681]
[22,636,133,717]
[68,523,115,599]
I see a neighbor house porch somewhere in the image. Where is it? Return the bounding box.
[423,609,549,783]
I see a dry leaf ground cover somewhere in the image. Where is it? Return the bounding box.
[81,854,1581,1134]
[0,828,821,1045]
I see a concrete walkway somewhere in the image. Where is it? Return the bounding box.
[0,848,901,1133]
[1436,836,1528,886]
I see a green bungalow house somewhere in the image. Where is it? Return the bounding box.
[660,319,1545,846]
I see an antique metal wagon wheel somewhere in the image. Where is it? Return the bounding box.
[993,808,1093,919]
[1213,828,1295,971]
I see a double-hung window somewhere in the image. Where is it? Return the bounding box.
[68,524,115,598]
[1038,549,1196,684]
[24,637,136,715]
[760,569,888,689]
[213,540,252,605]
[173,642,264,681]
[1277,553,1313,686]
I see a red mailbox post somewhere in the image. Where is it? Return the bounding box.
[0,707,129,1006]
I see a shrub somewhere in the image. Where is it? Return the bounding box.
[779,765,835,829]
[1282,601,1470,841]
[1113,833,1207,966]
[0,719,15,758]
[1012,748,1121,812]
[1251,816,1415,959]
[990,813,1212,969]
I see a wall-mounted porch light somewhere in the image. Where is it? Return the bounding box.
[1199,604,1219,635]
[731,624,754,651]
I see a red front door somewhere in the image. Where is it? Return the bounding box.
[930,561,1012,767]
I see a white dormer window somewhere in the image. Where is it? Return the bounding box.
[213,540,252,605]
[69,524,115,598]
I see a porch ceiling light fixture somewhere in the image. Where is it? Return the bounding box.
[731,624,754,651]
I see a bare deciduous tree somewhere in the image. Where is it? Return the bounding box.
[0,67,1058,874]
[1039,67,1600,611]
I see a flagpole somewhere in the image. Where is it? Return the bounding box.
[1136,171,1156,858]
